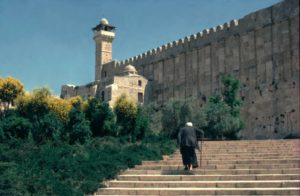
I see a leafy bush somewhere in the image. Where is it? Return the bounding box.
[0,136,176,195]
[142,134,177,156]
[114,94,137,139]
[222,74,241,116]
[0,76,181,195]
[0,161,25,196]
[0,112,32,139]
[30,112,63,144]
[159,75,243,139]
[85,98,117,137]
[161,99,182,138]
[113,94,151,142]
[143,102,163,134]
[0,125,4,141]
[132,105,150,141]
[16,87,72,122]
[203,75,244,139]
[161,98,205,139]
[204,96,232,138]
[16,88,51,118]
[66,104,92,144]
[0,76,24,112]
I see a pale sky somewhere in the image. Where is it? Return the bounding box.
[0,0,281,95]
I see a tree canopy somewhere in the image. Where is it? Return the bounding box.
[0,77,24,111]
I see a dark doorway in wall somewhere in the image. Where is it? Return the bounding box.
[138,92,143,103]
[101,91,105,101]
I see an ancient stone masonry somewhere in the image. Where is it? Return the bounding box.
[61,0,299,139]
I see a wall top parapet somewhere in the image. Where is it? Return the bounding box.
[114,0,298,68]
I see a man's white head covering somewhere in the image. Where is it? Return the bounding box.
[186,122,193,127]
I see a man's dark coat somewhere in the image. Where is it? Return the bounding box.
[177,126,201,148]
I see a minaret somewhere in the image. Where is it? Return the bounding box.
[92,18,116,81]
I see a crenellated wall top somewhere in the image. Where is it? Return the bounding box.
[110,0,298,68]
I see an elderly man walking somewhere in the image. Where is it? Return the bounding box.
[177,122,204,171]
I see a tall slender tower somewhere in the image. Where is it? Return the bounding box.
[92,18,115,81]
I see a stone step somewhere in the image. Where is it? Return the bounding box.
[201,142,299,145]
[174,149,300,153]
[173,149,300,156]
[199,145,300,149]
[199,148,300,151]
[183,145,300,152]
[200,143,300,147]
[108,180,300,188]
[94,139,300,195]
[166,156,300,161]
[200,143,300,146]
[143,159,300,165]
[169,156,300,161]
[199,139,300,144]
[199,146,300,150]
[172,154,300,159]
[95,187,300,195]
[167,157,300,162]
[118,174,300,181]
[169,153,300,159]
[200,145,300,148]
[173,150,300,153]
[134,163,300,170]
[172,151,300,155]
[198,149,300,152]
[123,168,300,175]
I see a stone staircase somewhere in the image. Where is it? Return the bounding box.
[94,139,300,195]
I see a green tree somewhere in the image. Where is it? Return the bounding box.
[100,103,117,136]
[161,99,182,138]
[17,87,72,123]
[16,87,52,119]
[47,96,72,123]
[85,98,101,136]
[30,112,63,144]
[221,74,244,138]
[192,108,207,137]
[85,98,101,121]
[114,94,137,140]
[179,100,192,127]
[203,75,244,139]
[143,102,163,134]
[133,105,149,141]
[15,88,66,143]
[67,104,91,144]
[85,98,116,137]
[0,124,4,141]
[222,74,241,117]
[0,77,24,112]
[0,112,32,139]
[161,98,199,139]
[204,96,230,138]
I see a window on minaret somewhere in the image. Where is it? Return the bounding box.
[138,80,142,86]
[104,71,107,77]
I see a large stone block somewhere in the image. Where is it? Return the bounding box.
[272,0,299,23]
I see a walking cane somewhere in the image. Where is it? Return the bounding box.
[199,134,204,168]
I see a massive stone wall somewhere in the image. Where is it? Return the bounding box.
[104,0,299,139]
